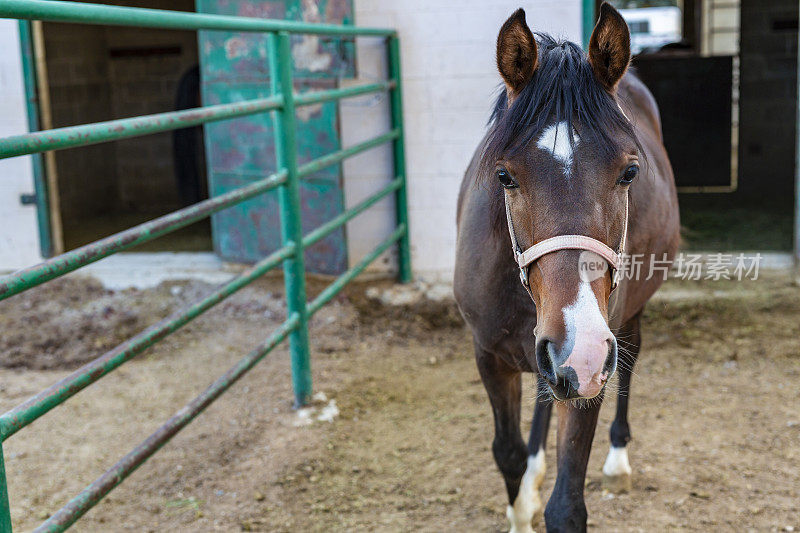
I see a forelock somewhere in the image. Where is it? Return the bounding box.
[480,33,638,180]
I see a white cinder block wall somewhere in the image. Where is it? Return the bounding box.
[347,0,582,281]
[0,20,42,270]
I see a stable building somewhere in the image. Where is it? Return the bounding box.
[0,0,798,279]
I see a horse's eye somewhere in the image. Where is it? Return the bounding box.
[619,164,639,185]
[496,169,517,188]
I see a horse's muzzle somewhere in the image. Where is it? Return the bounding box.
[535,337,618,400]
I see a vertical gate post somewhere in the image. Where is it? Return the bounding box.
[268,32,313,407]
[387,35,412,284]
[582,0,595,50]
[0,443,12,533]
[18,20,52,259]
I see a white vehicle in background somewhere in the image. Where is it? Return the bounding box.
[619,6,682,53]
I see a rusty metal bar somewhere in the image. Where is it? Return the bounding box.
[0,244,293,442]
[0,0,394,36]
[33,314,300,533]
[270,32,313,407]
[17,20,52,257]
[307,224,406,316]
[0,444,10,533]
[388,36,413,283]
[0,81,396,161]
[0,171,286,302]
[294,80,395,107]
[303,178,402,248]
[0,96,283,160]
[297,129,399,178]
[0,177,407,443]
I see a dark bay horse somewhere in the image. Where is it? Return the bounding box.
[454,4,680,532]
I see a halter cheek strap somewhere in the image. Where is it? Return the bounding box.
[504,189,629,293]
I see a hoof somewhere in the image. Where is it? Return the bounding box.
[532,507,544,528]
[602,472,632,494]
[602,446,632,493]
[528,502,544,528]
[506,497,542,533]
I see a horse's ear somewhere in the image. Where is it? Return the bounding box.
[496,8,538,96]
[588,2,631,92]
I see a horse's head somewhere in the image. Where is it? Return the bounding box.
[484,4,638,400]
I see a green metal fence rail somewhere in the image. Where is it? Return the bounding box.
[0,2,411,531]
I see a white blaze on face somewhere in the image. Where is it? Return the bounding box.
[537,121,576,176]
[506,450,546,533]
[560,282,614,397]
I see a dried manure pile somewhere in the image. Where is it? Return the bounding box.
[0,274,797,531]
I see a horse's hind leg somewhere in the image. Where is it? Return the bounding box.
[602,312,642,493]
[475,345,542,533]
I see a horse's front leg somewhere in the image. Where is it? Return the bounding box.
[545,397,603,533]
[476,346,544,533]
[603,312,642,493]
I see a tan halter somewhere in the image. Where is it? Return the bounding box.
[503,189,629,293]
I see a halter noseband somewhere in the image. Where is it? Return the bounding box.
[503,189,629,294]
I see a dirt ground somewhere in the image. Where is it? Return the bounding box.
[1,271,799,532]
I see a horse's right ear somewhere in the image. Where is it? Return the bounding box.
[588,2,631,91]
[496,9,538,96]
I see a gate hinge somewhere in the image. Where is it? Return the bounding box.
[20,193,37,205]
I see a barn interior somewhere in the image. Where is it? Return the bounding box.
[609,0,798,251]
[37,0,210,253]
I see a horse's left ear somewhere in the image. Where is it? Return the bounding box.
[588,2,631,92]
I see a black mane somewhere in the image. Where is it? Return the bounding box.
[481,33,637,176]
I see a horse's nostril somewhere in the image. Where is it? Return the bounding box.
[535,339,557,385]
[603,338,618,376]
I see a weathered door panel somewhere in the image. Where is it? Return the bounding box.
[197,0,354,273]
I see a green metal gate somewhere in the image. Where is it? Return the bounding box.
[0,1,410,531]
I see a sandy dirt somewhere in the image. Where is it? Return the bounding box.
[1,273,798,532]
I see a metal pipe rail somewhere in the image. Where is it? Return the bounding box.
[0,0,395,36]
[0,171,288,300]
[0,96,282,159]
[35,314,302,533]
[0,243,295,442]
[0,126,399,300]
[0,2,411,532]
[0,81,398,160]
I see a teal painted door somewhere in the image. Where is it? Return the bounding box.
[196,0,354,273]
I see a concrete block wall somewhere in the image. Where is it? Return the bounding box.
[738,0,798,200]
[103,0,199,213]
[350,0,581,280]
[339,71,397,273]
[0,20,42,270]
[105,32,198,213]
[44,22,118,222]
[44,0,198,226]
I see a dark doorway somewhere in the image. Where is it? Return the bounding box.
[38,0,211,253]
[605,0,797,251]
